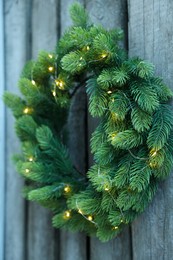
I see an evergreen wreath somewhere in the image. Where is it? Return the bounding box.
[4,3,173,242]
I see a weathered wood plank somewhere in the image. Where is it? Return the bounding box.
[85,1,132,259]
[4,1,29,259]
[128,0,173,259]
[60,1,87,260]
[0,1,5,260]
[27,1,59,260]
[60,87,87,260]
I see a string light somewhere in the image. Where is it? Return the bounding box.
[111,98,115,102]
[104,187,109,191]
[31,80,36,85]
[150,150,157,157]
[111,132,118,140]
[63,210,71,219]
[101,53,107,58]
[48,66,54,72]
[64,185,71,193]
[23,107,30,114]
[107,90,112,94]
[86,46,90,50]
[28,157,34,162]
[23,107,33,114]
[80,57,83,60]
[52,90,56,97]
[87,215,93,221]
[113,226,119,230]
[78,209,83,214]
[25,168,29,173]
[149,162,157,168]
[55,79,65,90]
[48,54,53,59]
[120,219,123,223]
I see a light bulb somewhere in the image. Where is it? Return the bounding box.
[48,54,53,59]
[80,57,83,60]
[55,80,65,90]
[48,66,54,72]
[64,185,71,193]
[64,210,71,219]
[31,80,36,85]
[101,53,107,58]
[107,90,112,94]
[151,150,157,157]
[23,107,29,114]
[25,168,29,173]
[104,187,109,191]
[29,157,33,162]
[113,226,118,230]
[78,209,83,214]
[87,215,93,221]
[52,90,56,97]
[86,46,90,50]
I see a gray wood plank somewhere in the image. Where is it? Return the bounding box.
[86,1,132,259]
[0,1,5,260]
[128,0,173,259]
[27,1,60,260]
[60,87,87,260]
[4,1,29,259]
[60,1,87,259]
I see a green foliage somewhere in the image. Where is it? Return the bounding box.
[130,80,159,113]
[108,91,129,120]
[87,78,108,117]
[131,105,152,132]
[3,92,25,118]
[111,129,143,149]
[4,2,173,242]
[147,105,173,150]
[70,2,90,28]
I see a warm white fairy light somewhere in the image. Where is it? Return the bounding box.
[64,185,71,193]
[107,90,112,94]
[63,210,71,219]
[55,79,65,90]
[104,187,109,191]
[101,53,107,58]
[29,157,34,162]
[86,46,90,50]
[78,209,83,214]
[53,90,56,97]
[48,54,53,59]
[113,226,119,230]
[87,215,93,221]
[25,168,30,173]
[80,56,83,60]
[151,150,157,157]
[48,66,54,72]
[31,80,36,85]
[23,107,29,114]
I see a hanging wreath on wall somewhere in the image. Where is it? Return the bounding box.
[4,3,173,242]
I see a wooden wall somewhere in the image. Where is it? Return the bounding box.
[1,0,173,259]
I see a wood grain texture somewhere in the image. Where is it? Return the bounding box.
[4,1,28,259]
[0,1,5,259]
[128,1,173,259]
[60,1,87,259]
[86,1,131,260]
[27,1,59,260]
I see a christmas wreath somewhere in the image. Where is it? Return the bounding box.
[4,3,173,242]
